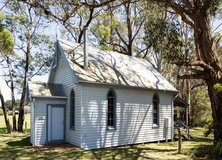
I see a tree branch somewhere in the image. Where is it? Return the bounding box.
[189,68,204,74]
[115,29,128,46]
[216,35,222,46]
[191,82,206,91]
[106,41,128,54]
[178,73,208,80]
[18,0,115,24]
[148,0,195,27]
[78,8,94,43]
[132,16,145,42]
[135,46,150,57]
[175,61,215,72]
[29,60,49,79]
[165,45,184,61]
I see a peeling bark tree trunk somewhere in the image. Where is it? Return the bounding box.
[194,15,222,143]
[0,87,12,134]
[18,6,33,133]
[6,57,16,131]
[18,47,30,132]
[207,82,222,144]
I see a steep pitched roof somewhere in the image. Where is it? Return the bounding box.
[57,39,177,92]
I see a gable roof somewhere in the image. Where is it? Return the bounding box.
[54,39,177,92]
[26,81,67,100]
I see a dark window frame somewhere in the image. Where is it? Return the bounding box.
[153,93,159,126]
[106,89,116,130]
[70,89,75,130]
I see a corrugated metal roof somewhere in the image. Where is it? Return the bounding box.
[28,81,67,98]
[58,39,177,92]
[174,96,189,107]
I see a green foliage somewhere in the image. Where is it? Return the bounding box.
[5,100,20,110]
[191,87,212,126]
[204,117,214,137]
[91,11,119,51]
[184,144,222,158]
[143,13,185,62]
[0,28,15,54]
[0,110,3,116]
[1,9,54,91]
[0,12,4,32]
[208,0,221,16]
[7,110,12,115]
[214,83,222,92]
[0,12,15,55]
[92,24,112,50]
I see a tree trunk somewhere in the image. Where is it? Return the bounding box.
[0,87,12,134]
[18,54,29,132]
[206,81,222,144]
[195,15,222,143]
[18,41,30,132]
[6,57,16,131]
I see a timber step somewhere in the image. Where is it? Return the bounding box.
[174,133,195,140]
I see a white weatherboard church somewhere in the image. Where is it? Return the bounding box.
[26,29,188,150]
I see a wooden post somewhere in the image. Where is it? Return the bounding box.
[178,128,182,154]
[25,121,27,134]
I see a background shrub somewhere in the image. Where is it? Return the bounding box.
[8,110,12,115]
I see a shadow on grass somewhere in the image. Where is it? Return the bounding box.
[90,145,177,159]
[7,137,31,147]
[0,127,7,134]
[183,144,222,158]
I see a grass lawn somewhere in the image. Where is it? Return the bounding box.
[0,115,219,159]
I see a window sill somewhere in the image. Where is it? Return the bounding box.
[152,124,159,128]
[69,127,75,131]
[107,127,116,131]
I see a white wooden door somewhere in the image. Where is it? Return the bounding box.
[51,107,64,141]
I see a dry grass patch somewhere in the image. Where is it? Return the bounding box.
[35,142,80,153]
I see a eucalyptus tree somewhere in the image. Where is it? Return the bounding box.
[144,0,222,143]
[17,0,117,43]
[91,0,149,56]
[0,12,15,134]
[2,1,54,132]
[0,13,23,131]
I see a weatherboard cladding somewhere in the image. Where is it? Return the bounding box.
[34,100,66,145]
[52,62,81,147]
[57,39,177,92]
[30,101,34,145]
[81,86,173,150]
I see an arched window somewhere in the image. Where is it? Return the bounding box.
[70,89,75,129]
[107,89,116,129]
[153,93,159,125]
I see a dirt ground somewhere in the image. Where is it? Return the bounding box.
[35,142,80,153]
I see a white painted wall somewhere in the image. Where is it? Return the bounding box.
[52,60,82,147]
[30,101,34,145]
[33,99,66,145]
[81,86,173,150]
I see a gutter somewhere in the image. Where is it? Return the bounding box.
[79,80,178,94]
[31,96,68,100]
